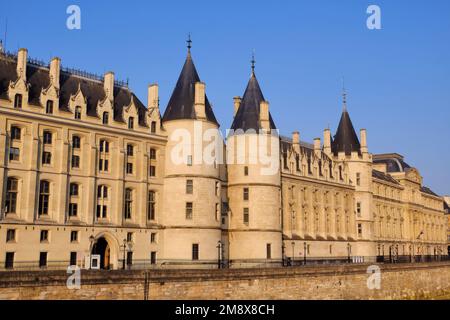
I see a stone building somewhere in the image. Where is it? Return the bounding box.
[0,44,447,270]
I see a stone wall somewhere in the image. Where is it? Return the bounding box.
[0,262,449,300]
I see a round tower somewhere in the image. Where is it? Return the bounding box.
[227,60,282,268]
[161,41,223,268]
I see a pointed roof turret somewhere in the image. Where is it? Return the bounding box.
[162,37,218,124]
[331,87,361,156]
[230,54,276,132]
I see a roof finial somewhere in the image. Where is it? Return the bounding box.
[187,33,192,54]
[342,76,347,111]
[251,49,256,75]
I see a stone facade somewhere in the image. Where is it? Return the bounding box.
[0,46,447,271]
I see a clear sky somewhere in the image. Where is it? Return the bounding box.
[1,0,449,195]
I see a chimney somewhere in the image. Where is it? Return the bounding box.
[194,82,206,119]
[17,48,28,80]
[323,128,331,154]
[292,131,300,153]
[104,72,114,102]
[148,84,159,109]
[49,57,61,90]
[233,96,241,117]
[314,138,321,156]
[260,101,270,131]
[360,129,368,153]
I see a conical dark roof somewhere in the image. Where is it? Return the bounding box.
[230,72,276,132]
[331,109,361,156]
[162,53,218,125]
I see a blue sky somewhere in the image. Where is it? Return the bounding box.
[1,0,449,195]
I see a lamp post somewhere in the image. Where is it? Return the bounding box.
[121,239,127,270]
[291,242,295,266]
[88,235,95,270]
[347,243,351,263]
[216,240,222,269]
[303,242,307,265]
[281,243,286,267]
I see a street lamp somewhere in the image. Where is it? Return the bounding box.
[88,235,95,270]
[347,243,351,263]
[281,243,286,267]
[303,242,307,265]
[291,242,295,266]
[216,240,222,269]
[121,239,128,270]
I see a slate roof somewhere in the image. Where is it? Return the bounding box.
[420,186,439,197]
[162,53,218,125]
[331,109,361,156]
[0,52,148,126]
[230,71,276,133]
[372,169,400,185]
[373,157,411,173]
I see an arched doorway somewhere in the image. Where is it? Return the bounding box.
[92,237,111,270]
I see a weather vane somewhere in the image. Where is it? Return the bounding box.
[251,50,256,74]
[187,33,192,53]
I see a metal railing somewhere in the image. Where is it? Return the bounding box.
[0,255,449,272]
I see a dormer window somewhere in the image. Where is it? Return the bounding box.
[14,94,22,109]
[74,106,82,120]
[128,117,134,129]
[46,100,54,114]
[151,121,157,133]
[102,112,109,125]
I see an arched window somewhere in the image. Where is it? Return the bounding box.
[72,136,81,149]
[5,178,18,214]
[74,106,82,119]
[14,94,22,108]
[124,188,133,219]
[46,100,54,114]
[38,180,50,216]
[102,112,109,125]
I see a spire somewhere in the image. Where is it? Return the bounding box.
[342,76,348,111]
[162,42,218,125]
[230,61,276,133]
[251,50,255,75]
[187,33,192,55]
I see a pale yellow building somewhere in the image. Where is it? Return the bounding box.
[0,45,447,270]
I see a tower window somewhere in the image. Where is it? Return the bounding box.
[151,121,157,133]
[244,166,249,176]
[186,180,193,194]
[356,202,362,217]
[71,155,80,168]
[69,183,79,196]
[38,181,50,216]
[46,100,54,114]
[72,136,81,149]
[150,252,157,265]
[127,144,134,156]
[243,188,249,201]
[43,131,52,144]
[42,151,52,165]
[192,244,199,261]
[358,223,363,236]
[356,173,361,186]
[5,252,14,269]
[243,208,249,225]
[149,165,156,177]
[11,126,21,140]
[5,178,18,214]
[186,202,193,220]
[14,94,22,108]
[266,243,272,259]
[39,252,48,268]
[70,231,78,242]
[148,191,156,220]
[6,229,16,242]
[149,148,156,160]
[124,188,133,219]
[40,230,49,242]
[187,155,193,166]
[126,163,133,174]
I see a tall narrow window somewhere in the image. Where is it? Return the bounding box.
[150,252,157,265]
[14,94,22,108]
[215,182,220,196]
[356,202,362,217]
[358,223,363,236]
[9,147,20,161]
[149,148,156,160]
[72,136,81,149]
[148,191,156,220]
[318,160,323,176]
[43,131,52,145]
[40,230,49,242]
[149,165,156,177]
[38,181,50,216]
[128,117,134,129]
[186,180,193,194]
[244,166,249,176]
[97,185,108,218]
[127,251,133,266]
[266,244,272,259]
[6,229,16,242]
[74,106,82,119]
[187,155,193,166]
[68,203,78,217]
[192,244,199,261]
[243,188,249,201]
[46,100,53,114]
[151,121,157,133]
[126,163,133,174]
[42,151,52,165]
[70,231,78,242]
[39,252,48,268]
[186,202,193,220]
[243,208,249,225]
[5,178,18,214]
[11,126,21,140]
[99,140,109,153]
[307,156,312,174]
[70,252,77,266]
[124,188,133,219]
[71,155,80,168]
[127,144,134,156]
[329,162,333,179]
[69,183,79,196]
[356,173,361,186]
[295,155,301,172]
[5,252,14,269]
[102,112,109,125]
[339,166,343,181]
